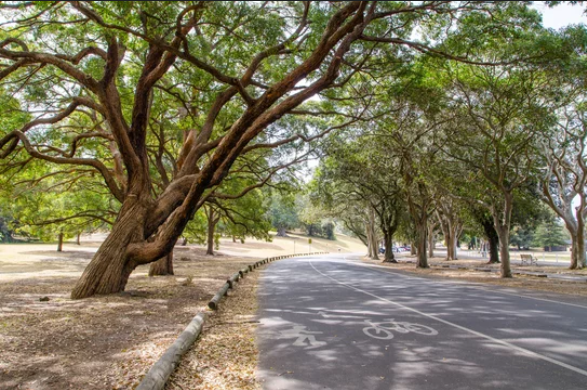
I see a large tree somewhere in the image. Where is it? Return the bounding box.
[0,2,551,298]
[440,65,553,277]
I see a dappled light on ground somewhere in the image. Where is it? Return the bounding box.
[257,255,587,390]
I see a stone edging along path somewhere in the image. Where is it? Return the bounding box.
[136,252,329,390]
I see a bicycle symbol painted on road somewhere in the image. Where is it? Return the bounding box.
[279,325,327,349]
[362,319,438,340]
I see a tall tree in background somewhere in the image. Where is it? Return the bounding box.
[440,65,553,277]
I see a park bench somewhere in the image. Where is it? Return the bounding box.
[520,253,538,266]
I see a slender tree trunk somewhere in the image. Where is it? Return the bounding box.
[496,226,512,277]
[416,220,428,268]
[445,234,455,261]
[427,223,435,259]
[575,221,586,269]
[427,235,434,259]
[568,213,586,270]
[76,232,81,246]
[207,217,216,256]
[452,224,462,260]
[366,208,379,260]
[57,232,64,252]
[232,235,236,243]
[149,250,174,276]
[383,232,396,263]
[182,237,188,246]
[411,242,417,256]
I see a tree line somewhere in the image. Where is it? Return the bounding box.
[1,2,585,299]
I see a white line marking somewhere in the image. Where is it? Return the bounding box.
[309,259,587,378]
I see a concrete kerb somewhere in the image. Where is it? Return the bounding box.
[135,312,206,390]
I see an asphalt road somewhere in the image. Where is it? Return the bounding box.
[256,253,587,390]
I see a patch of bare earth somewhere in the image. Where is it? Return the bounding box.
[0,247,260,390]
[166,270,261,390]
[363,256,587,297]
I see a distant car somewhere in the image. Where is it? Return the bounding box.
[378,247,385,254]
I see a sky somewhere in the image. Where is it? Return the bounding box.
[533,1,587,29]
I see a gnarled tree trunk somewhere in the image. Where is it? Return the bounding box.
[149,250,174,276]
[71,197,150,299]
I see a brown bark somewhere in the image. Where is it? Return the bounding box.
[71,197,149,299]
[57,232,64,252]
[382,231,396,263]
[571,221,586,269]
[276,226,287,237]
[366,207,379,260]
[64,3,376,299]
[427,222,436,259]
[493,194,513,278]
[149,250,174,276]
[206,207,220,256]
[76,232,81,245]
[487,234,500,264]
[415,220,428,268]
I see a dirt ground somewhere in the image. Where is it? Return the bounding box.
[0,246,262,390]
[363,255,587,298]
[0,233,362,390]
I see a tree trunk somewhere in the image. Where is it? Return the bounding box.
[411,242,417,256]
[276,226,287,237]
[427,224,435,259]
[232,235,236,243]
[481,217,500,264]
[496,226,512,277]
[575,221,586,269]
[76,232,81,246]
[71,198,149,299]
[57,232,64,252]
[445,233,455,261]
[382,232,396,263]
[149,250,174,276]
[488,233,500,264]
[182,237,188,246]
[365,207,379,260]
[207,220,215,256]
[416,221,428,268]
[568,215,586,270]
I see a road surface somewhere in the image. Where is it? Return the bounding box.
[256,253,587,390]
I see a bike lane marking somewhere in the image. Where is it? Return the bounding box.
[308,258,587,378]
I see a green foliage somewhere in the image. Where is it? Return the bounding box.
[533,219,569,249]
[268,192,299,235]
